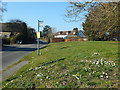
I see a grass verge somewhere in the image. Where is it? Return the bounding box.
[1,41,120,88]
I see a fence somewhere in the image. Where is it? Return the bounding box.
[50,37,88,43]
[50,38,64,43]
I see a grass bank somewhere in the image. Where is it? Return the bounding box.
[2,41,120,88]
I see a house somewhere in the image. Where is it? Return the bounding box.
[0,32,11,38]
[0,32,20,38]
[54,30,86,38]
[50,30,88,43]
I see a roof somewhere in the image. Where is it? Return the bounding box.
[55,30,79,36]
[79,30,85,37]
[55,30,85,37]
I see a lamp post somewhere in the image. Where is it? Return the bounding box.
[37,20,43,55]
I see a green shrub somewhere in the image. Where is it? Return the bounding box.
[10,37,17,44]
[15,34,23,41]
[10,34,24,44]
[2,37,10,44]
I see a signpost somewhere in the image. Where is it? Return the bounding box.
[37,20,43,55]
[37,32,40,38]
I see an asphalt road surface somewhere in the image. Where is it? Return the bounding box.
[1,41,48,71]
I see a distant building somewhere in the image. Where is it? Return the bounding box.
[0,32,20,38]
[54,30,85,38]
[0,32,11,38]
[50,30,88,43]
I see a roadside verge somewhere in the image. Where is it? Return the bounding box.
[0,44,48,82]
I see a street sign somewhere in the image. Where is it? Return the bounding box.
[37,32,40,38]
[39,21,43,27]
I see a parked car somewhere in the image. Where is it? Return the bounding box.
[17,40,22,45]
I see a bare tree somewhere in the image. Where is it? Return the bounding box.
[65,1,120,41]
[0,0,7,22]
[51,27,57,36]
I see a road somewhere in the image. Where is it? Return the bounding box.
[1,41,48,71]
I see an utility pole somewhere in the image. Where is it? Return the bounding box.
[37,20,43,55]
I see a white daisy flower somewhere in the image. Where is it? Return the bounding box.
[103,72,105,74]
[73,75,76,77]
[11,80,14,82]
[106,76,109,79]
[37,74,40,77]
[65,73,67,75]
[96,61,99,65]
[94,53,100,55]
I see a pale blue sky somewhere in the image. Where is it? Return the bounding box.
[2,2,85,32]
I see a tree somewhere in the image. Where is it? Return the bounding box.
[2,19,29,43]
[66,1,120,41]
[42,25,57,43]
[0,1,7,12]
[73,27,78,31]
[2,19,26,33]
[0,1,7,21]
[51,27,57,36]
[2,19,37,44]
[65,1,104,22]
[82,2,120,41]
[43,25,52,38]
[73,28,79,35]
[27,27,36,43]
[9,19,28,43]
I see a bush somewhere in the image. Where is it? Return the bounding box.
[10,37,17,44]
[16,34,23,41]
[10,34,24,44]
[2,37,10,44]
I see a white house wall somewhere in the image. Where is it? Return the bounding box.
[54,35,68,38]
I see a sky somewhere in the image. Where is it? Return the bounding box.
[2,2,85,32]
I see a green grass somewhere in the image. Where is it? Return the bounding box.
[2,41,120,88]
